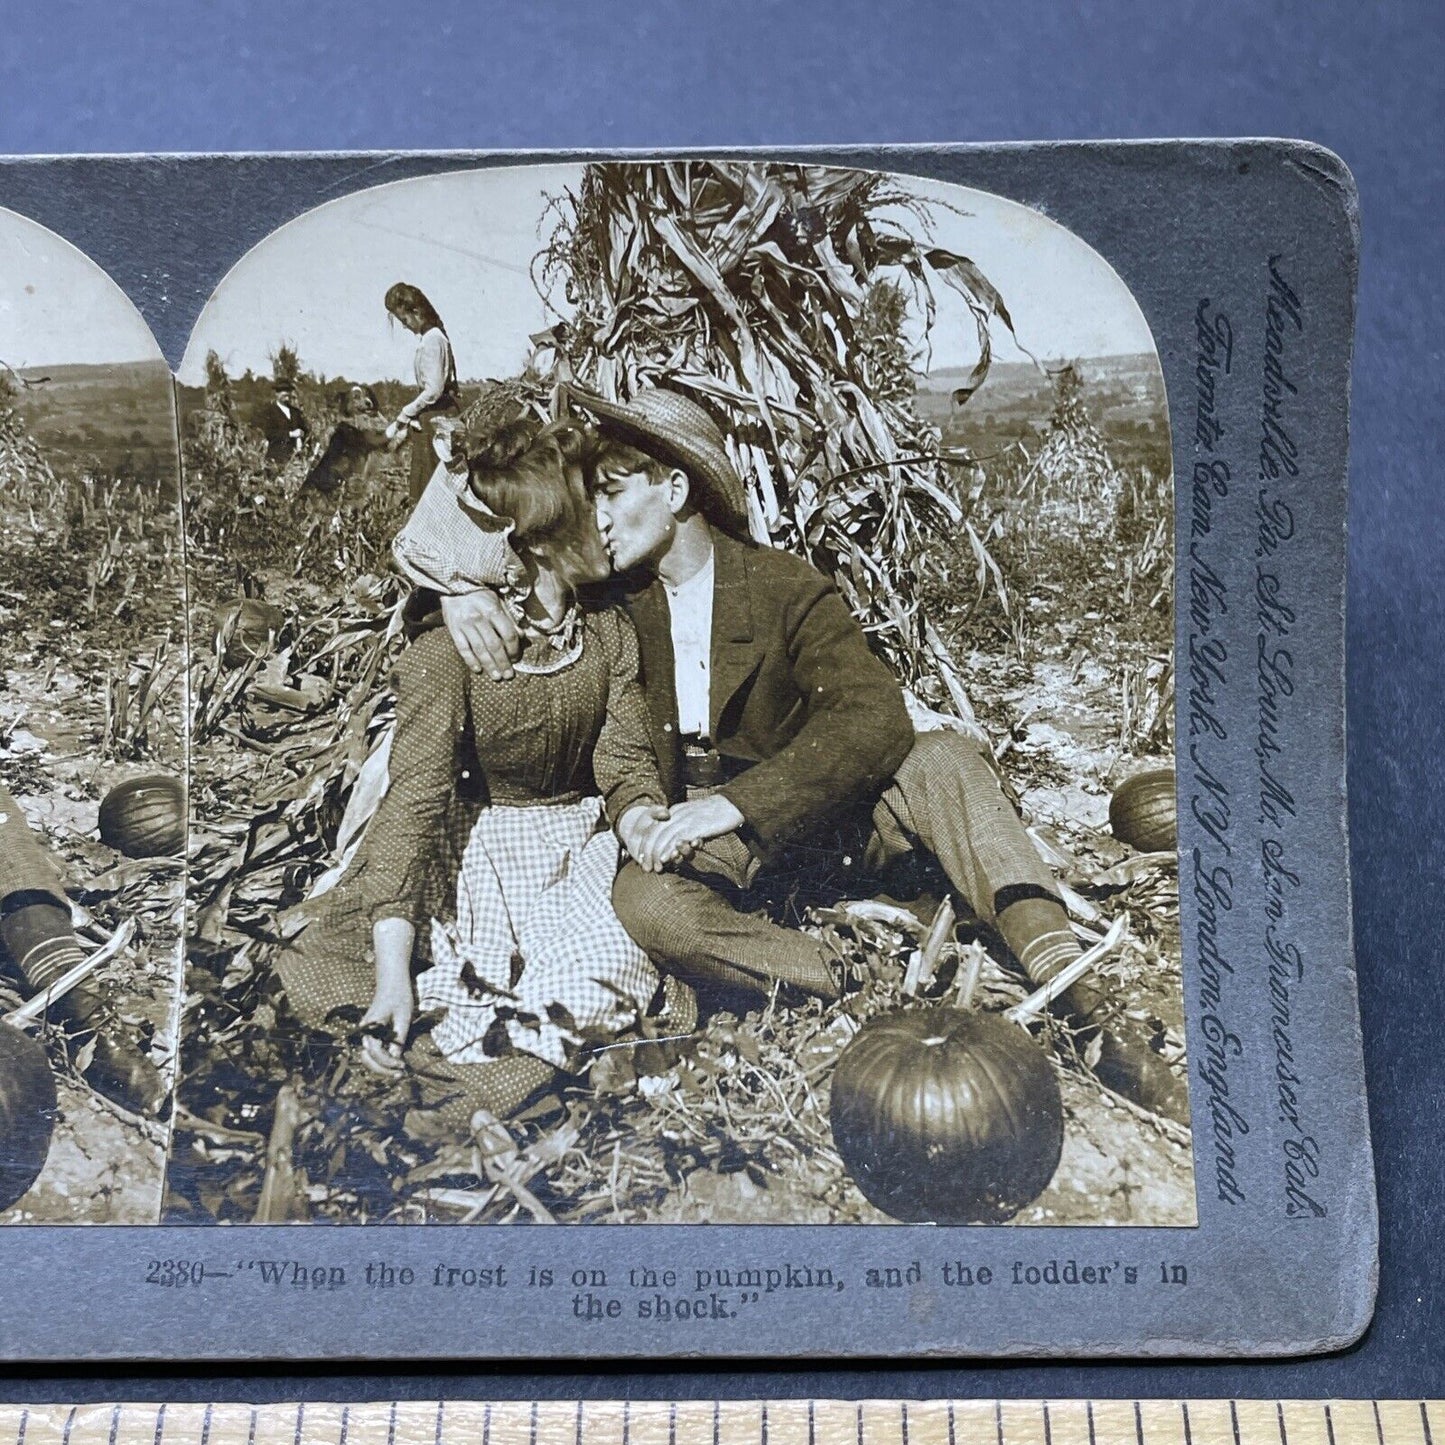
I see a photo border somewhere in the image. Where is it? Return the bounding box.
[0,141,1370,1359]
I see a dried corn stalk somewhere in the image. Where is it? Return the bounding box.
[535,161,1025,721]
[0,372,57,521]
[1013,363,1124,538]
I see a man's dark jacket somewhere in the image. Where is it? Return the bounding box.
[623,530,914,849]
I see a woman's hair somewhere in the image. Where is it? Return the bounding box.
[466,417,595,549]
[383,282,446,334]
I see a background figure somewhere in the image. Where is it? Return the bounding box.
[250,376,310,465]
[383,282,460,502]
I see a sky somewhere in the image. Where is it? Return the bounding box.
[176,162,1158,388]
[1,206,164,369]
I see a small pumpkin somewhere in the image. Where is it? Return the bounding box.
[0,1026,58,1211]
[213,598,284,666]
[1108,767,1177,853]
[98,774,186,859]
[829,1006,1064,1224]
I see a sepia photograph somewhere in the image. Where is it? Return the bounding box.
[160,160,1193,1229]
[0,207,186,1222]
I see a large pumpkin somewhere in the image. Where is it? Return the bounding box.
[213,598,284,666]
[0,1027,57,1211]
[1108,767,1177,853]
[830,1007,1063,1224]
[98,774,186,859]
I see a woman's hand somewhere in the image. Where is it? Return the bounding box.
[362,918,417,1076]
[618,802,690,872]
[359,977,413,1076]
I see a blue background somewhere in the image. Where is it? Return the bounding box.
[0,0,1441,1402]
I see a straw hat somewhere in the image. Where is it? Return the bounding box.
[567,385,751,538]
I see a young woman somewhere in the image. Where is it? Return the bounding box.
[383,282,461,503]
[277,418,691,1126]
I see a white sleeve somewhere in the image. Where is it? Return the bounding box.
[400,330,449,418]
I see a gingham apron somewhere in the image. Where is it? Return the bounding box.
[417,794,659,1068]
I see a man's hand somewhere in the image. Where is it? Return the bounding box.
[441,589,524,680]
[617,802,686,873]
[644,793,746,866]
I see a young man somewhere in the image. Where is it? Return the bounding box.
[0,781,166,1115]
[251,377,310,466]
[432,387,1188,1124]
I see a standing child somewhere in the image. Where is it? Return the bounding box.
[383,283,461,503]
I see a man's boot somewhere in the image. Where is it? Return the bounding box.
[1002,895,1190,1126]
[1055,975,1190,1126]
[2,895,167,1116]
[57,982,169,1117]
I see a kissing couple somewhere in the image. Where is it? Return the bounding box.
[278,386,1188,1131]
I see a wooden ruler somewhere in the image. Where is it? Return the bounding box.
[0,1401,1436,1445]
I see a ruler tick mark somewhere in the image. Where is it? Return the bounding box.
[1422,1403,1435,1445]
[1278,1401,1289,1445]
[1371,1404,1384,1445]
[1231,1401,1242,1445]
[16,1408,27,1445]
[1044,1402,1053,1445]
[1135,1401,1145,1445]
[1183,1401,1193,1445]
[436,1402,445,1445]
[947,1402,956,1445]
[107,1405,120,1445]
[484,1403,492,1445]
[1087,1401,1096,1445]
[387,1402,398,1445]
[1326,1404,1337,1445]
[295,1401,305,1445]
[996,1400,1005,1445]
[340,1406,349,1445]
[155,1402,167,1445]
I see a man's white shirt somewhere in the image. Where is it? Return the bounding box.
[665,547,715,739]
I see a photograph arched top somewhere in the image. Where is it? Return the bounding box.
[178,161,1165,394]
[1,205,166,372]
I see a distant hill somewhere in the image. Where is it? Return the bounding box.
[8,359,177,476]
[11,358,168,385]
[915,352,1171,476]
